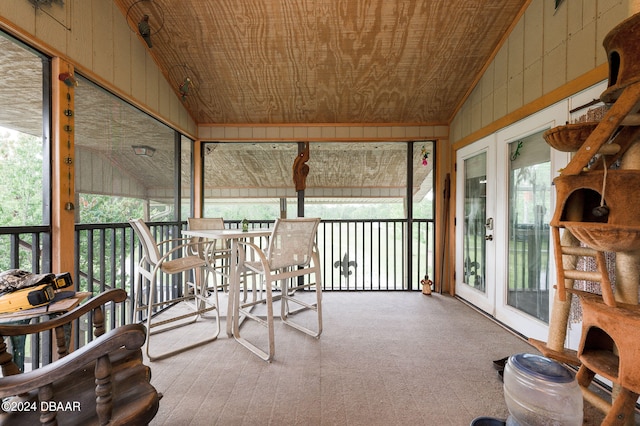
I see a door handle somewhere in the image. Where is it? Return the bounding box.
[485,217,494,231]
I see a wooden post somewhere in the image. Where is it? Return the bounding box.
[193,140,203,218]
[294,142,309,217]
[51,58,76,275]
[280,198,287,219]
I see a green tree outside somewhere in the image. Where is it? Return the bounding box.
[0,129,43,227]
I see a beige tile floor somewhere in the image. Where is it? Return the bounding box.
[143,291,618,425]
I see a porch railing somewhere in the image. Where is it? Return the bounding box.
[0,225,50,273]
[0,218,434,370]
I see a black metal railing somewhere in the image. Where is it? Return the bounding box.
[0,226,52,370]
[196,219,435,291]
[0,218,434,370]
[317,219,434,290]
[0,225,50,273]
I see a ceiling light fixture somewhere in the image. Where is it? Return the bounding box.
[132,145,156,157]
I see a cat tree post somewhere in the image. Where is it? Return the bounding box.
[547,230,579,353]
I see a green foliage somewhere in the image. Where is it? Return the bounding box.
[75,194,145,293]
[305,202,404,219]
[0,130,43,226]
[78,194,144,224]
[204,202,279,221]
[204,195,434,221]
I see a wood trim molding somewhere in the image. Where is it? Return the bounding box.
[198,136,450,143]
[199,122,448,128]
[51,57,76,274]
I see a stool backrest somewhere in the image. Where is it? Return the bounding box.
[129,219,162,266]
[187,217,225,256]
[267,218,320,270]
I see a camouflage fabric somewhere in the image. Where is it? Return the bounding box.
[0,269,55,294]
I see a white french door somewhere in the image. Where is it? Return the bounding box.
[456,102,568,340]
[455,135,497,314]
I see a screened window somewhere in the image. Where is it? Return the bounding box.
[202,141,423,220]
[202,140,435,290]
[180,134,193,221]
[74,76,186,223]
[0,32,49,272]
[0,33,46,227]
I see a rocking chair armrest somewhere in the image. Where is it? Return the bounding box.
[0,289,127,337]
[0,323,147,398]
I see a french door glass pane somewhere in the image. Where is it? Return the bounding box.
[463,153,486,292]
[507,131,551,322]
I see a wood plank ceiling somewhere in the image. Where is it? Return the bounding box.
[114,0,528,125]
[0,1,528,205]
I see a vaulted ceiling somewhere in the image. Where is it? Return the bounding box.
[114,0,528,125]
[0,1,530,205]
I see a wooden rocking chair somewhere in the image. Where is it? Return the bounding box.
[0,289,160,425]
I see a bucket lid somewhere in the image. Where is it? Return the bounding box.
[509,353,574,383]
